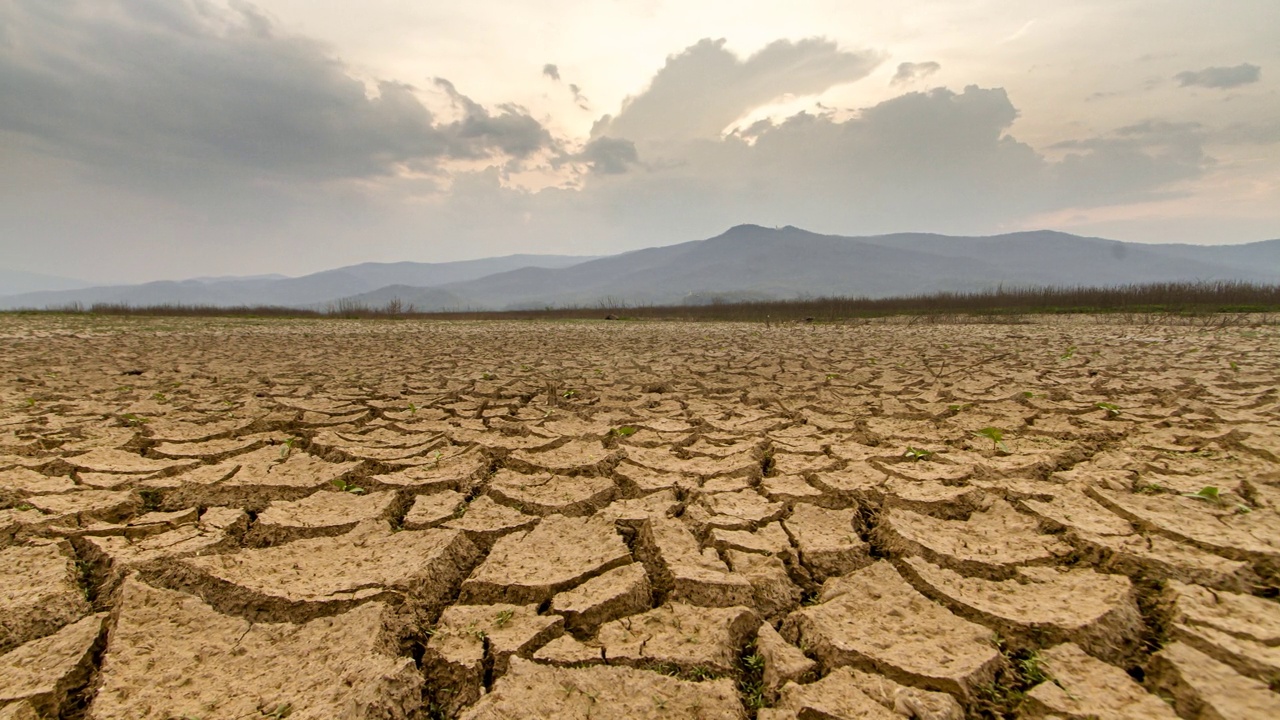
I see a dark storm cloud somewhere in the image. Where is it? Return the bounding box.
[1174,63,1261,89]
[593,37,881,141]
[0,0,554,186]
[891,61,941,85]
[573,137,640,174]
[542,64,561,81]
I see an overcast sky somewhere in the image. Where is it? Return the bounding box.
[2,0,1277,284]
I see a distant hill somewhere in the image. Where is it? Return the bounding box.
[0,254,596,310]
[336,226,1278,311]
[3,227,1276,312]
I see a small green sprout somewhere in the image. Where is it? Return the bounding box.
[481,372,495,381]
[825,373,841,380]
[279,436,298,460]
[903,447,934,461]
[408,401,417,416]
[494,609,515,628]
[122,413,148,427]
[331,478,366,494]
[15,502,35,511]
[562,388,577,399]
[1183,486,1222,505]
[1095,402,1121,417]
[1181,485,1252,513]
[1229,361,1240,372]
[1022,391,1035,399]
[263,705,292,719]
[975,427,1009,453]
[24,398,36,408]
[1060,346,1076,360]
[612,425,638,437]
[152,392,168,403]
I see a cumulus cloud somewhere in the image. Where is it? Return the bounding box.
[1175,64,1261,89]
[1050,121,1208,205]
[891,61,941,85]
[572,137,639,175]
[433,79,555,159]
[542,63,561,81]
[0,0,553,188]
[593,37,881,142]
[552,84,1214,240]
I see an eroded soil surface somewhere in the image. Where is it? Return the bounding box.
[1,314,1278,719]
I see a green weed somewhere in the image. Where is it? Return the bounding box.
[975,427,1009,453]
[903,447,934,461]
[1095,402,1121,417]
[331,478,366,495]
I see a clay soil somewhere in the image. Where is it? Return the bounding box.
[1,313,1278,719]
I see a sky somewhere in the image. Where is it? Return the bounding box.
[1,0,1277,284]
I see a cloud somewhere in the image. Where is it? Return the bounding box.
[593,37,881,142]
[572,137,639,175]
[568,83,590,110]
[433,79,555,159]
[0,0,553,189]
[1175,64,1261,89]
[1050,121,1208,205]
[891,61,941,85]
[556,84,1215,241]
[542,63,561,81]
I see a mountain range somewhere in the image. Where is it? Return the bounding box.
[3,226,1277,311]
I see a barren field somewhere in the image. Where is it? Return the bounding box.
[2,314,1278,719]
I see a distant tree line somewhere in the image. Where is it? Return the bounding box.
[17,281,1280,323]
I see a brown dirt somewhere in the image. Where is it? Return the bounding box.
[2,314,1278,717]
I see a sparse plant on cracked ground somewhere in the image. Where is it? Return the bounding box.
[1095,401,1121,417]
[331,478,366,495]
[903,446,934,461]
[1183,485,1251,513]
[975,426,1009,453]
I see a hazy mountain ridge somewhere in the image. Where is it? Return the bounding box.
[2,226,1276,311]
[0,254,596,310]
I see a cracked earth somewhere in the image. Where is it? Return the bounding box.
[1,314,1278,719]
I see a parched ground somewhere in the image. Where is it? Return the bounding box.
[1,313,1278,719]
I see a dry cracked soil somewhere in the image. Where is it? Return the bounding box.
[1,313,1279,719]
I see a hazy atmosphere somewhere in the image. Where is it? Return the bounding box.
[2,0,1278,285]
